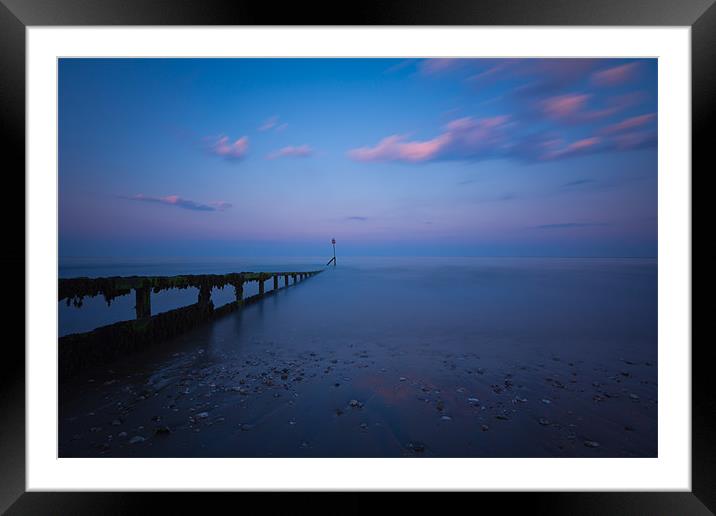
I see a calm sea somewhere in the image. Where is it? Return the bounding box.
[58,257,657,457]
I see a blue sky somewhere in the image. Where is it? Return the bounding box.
[59,58,657,258]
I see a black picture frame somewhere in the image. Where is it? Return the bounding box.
[1,0,709,512]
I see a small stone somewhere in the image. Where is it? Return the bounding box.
[111,419,122,426]
[407,441,426,453]
[129,436,145,444]
[495,414,509,420]
[541,399,551,404]
[480,424,489,431]
[399,377,407,382]
[538,418,550,426]
[629,393,640,401]
[359,423,368,430]
[584,440,600,448]
[467,397,480,404]
[440,415,453,422]
[348,399,363,408]
[239,423,254,431]
[118,432,127,438]
[197,412,209,419]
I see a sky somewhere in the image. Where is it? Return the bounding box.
[59,58,657,258]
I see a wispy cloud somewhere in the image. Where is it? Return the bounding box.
[206,135,249,160]
[563,179,595,187]
[534,222,608,229]
[348,116,511,163]
[127,194,232,212]
[601,113,656,134]
[591,62,642,87]
[345,216,368,221]
[267,145,313,159]
[259,115,288,132]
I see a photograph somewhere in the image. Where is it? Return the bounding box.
[57,57,659,459]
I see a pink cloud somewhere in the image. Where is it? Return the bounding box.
[267,145,313,159]
[129,194,232,212]
[419,58,464,76]
[209,135,249,159]
[541,93,591,119]
[601,113,656,134]
[540,92,628,123]
[348,116,511,163]
[539,137,602,161]
[259,116,279,131]
[591,62,641,86]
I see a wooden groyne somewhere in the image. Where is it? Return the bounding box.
[58,271,322,381]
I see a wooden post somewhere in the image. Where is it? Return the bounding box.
[234,281,244,305]
[292,274,297,284]
[135,287,151,320]
[259,278,265,296]
[284,274,289,287]
[273,275,279,291]
[198,284,212,307]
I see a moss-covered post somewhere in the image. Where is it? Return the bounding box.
[234,281,244,305]
[135,287,151,320]
[273,275,279,291]
[198,283,212,307]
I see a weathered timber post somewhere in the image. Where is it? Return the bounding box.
[234,281,244,305]
[273,275,279,291]
[198,283,212,307]
[135,287,151,320]
[292,273,297,284]
[284,274,289,287]
[259,278,265,296]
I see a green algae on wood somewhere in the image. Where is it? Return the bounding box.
[58,270,323,381]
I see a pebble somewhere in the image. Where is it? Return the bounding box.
[629,394,640,401]
[541,399,551,404]
[129,436,145,444]
[111,419,122,426]
[538,418,551,426]
[480,424,489,432]
[584,440,600,448]
[440,415,453,422]
[197,412,209,419]
[348,399,364,408]
[407,441,426,453]
[239,424,254,431]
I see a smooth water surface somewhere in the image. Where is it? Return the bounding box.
[59,257,657,457]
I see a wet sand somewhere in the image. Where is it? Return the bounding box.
[59,258,657,457]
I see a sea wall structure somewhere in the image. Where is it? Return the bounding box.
[58,271,322,381]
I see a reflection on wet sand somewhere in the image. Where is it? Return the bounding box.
[59,258,657,458]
